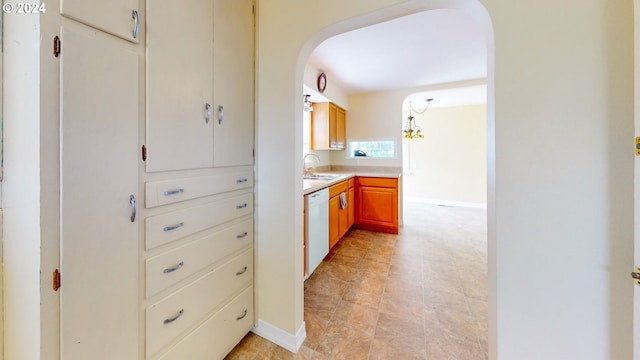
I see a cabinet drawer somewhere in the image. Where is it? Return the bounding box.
[329,181,348,198]
[146,219,253,298]
[348,178,354,189]
[145,192,253,250]
[146,248,253,358]
[145,171,253,208]
[356,177,397,188]
[157,286,253,360]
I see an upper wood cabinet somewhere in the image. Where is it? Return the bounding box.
[146,0,255,172]
[61,0,140,43]
[213,0,255,167]
[312,102,346,150]
[146,0,215,172]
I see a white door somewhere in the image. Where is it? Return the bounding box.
[60,26,139,360]
[146,0,214,172]
[61,0,139,42]
[213,0,255,167]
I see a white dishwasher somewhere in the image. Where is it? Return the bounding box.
[305,188,329,277]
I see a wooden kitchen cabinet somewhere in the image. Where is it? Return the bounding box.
[312,102,346,150]
[329,195,341,249]
[348,178,355,228]
[355,177,399,234]
[328,180,352,249]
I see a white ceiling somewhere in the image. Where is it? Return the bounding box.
[306,8,488,104]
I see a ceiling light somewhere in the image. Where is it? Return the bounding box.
[403,98,433,139]
[304,95,314,112]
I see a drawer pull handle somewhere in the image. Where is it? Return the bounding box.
[236,266,248,276]
[236,232,248,239]
[236,203,248,210]
[205,103,212,124]
[163,261,184,274]
[218,105,224,124]
[163,309,184,325]
[236,309,248,321]
[236,178,248,184]
[163,222,184,232]
[129,195,137,223]
[163,188,184,196]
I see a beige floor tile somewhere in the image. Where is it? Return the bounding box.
[230,202,487,359]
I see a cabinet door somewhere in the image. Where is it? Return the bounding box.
[329,104,338,148]
[356,186,398,233]
[61,0,139,42]
[146,0,214,172]
[348,186,355,228]
[213,0,255,167]
[329,196,340,249]
[335,106,346,149]
[60,26,139,360]
[338,195,349,238]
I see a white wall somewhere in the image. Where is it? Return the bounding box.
[256,1,633,359]
[403,104,487,206]
[2,10,42,360]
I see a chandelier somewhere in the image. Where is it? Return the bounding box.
[403,98,433,139]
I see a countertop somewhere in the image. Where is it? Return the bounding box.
[303,170,401,195]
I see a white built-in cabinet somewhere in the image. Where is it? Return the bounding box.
[146,0,214,172]
[56,1,256,359]
[146,0,255,171]
[59,18,140,360]
[213,0,255,167]
[61,0,140,43]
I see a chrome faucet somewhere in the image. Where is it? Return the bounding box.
[303,153,320,176]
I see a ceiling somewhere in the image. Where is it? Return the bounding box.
[306,8,488,105]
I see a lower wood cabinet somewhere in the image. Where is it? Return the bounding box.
[355,177,399,234]
[329,180,350,249]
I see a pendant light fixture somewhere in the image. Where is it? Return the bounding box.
[403,98,433,139]
[303,94,314,112]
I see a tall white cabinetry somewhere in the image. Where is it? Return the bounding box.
[146,0,255,172]
[143,0,256,359]
[54,0,255,359]
[59,1,141,359]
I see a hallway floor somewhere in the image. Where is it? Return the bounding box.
[226,202,488,359]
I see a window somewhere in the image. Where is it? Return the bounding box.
[347,139,397,159]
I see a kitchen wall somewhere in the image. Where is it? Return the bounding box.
[403,104,487,206]
[256,1,633,359]
[302,63,348,170]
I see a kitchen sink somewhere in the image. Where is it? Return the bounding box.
[303,174,338,180]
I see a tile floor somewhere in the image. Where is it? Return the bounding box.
[226,201,488,360]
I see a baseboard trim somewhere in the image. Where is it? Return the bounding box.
[404,197,487,209]
[252,319,306,353]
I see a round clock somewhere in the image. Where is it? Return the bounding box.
[317,72,327,93]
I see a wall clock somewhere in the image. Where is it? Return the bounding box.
[317,72,327,93]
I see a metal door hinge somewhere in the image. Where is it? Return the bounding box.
[631,266,640,285]
[53,269,61,291]
[53,36,61,57]
[635,137,640,156]
[141,144,147,162]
